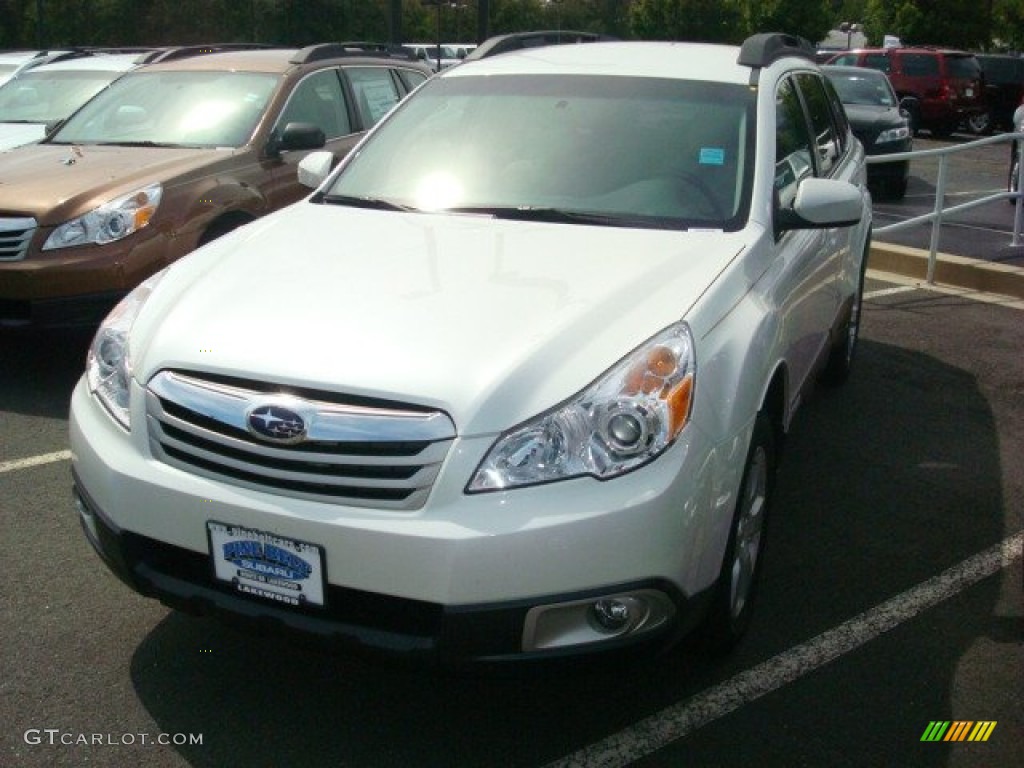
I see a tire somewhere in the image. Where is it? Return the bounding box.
[821,241,869,387]
[198,217,249,247]
[889,176,908,200]
[966,111,991,136]
[698,412,775,652]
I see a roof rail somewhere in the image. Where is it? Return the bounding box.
[143,43,279,64]
[290,42,417,64]
[737,33,816,69]
[26,46,157,66]
[464,30,617,61]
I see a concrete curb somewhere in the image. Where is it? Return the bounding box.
[869,242,1024,299]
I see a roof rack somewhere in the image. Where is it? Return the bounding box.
[464,30,617,61]
[737,33,816,68]
[144,43,280,64]
[23,46,159,66]
[291,42,417,64]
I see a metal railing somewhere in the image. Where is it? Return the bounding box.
[867,132,1024,284]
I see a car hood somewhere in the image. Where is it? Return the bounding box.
[132,203,748,435]
[0,122,47,152]
[0,143,232,224]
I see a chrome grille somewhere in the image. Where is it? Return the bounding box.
[0,217,35,261]
[146,370,456,510]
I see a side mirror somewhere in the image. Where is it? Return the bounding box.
[898,96,918,118]
[775,177,864,234]
[266,122,326,158]
[298,150,334,189]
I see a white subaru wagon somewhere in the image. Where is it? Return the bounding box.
[70,33,872,664]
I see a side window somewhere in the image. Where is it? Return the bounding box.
[276,69,352,141]
[396,67,428,93]
[346,67,402,129]
[902,53,940,77]
[795,73,840,176]
[820,74,850,155]
[775,76,814,208]
[829,54,856,66]
[863,53,890,73]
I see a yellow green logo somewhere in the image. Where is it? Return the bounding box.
[921,721,997,742]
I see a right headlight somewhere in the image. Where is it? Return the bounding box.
[86,269,167,429]
[43,183,162,251]
[876,125,910,144]
[467,321,696,492]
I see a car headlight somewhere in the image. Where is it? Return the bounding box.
[85,269,166,429]
[43,183,162,250]
[467,321,696,492]
[875,126,910,145]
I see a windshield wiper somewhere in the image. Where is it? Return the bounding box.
[94,140,190,148]
[320,194,418,212]
[448,205,637,227]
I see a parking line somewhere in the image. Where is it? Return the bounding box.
[544,532,1023,768]
[864,285,918,299]
[0,449,72,474]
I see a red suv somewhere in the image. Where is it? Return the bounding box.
[827,47,986,137]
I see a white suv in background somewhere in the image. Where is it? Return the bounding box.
[71,34,871,664]
[0,50,151,151]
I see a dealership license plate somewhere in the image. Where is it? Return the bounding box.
[208,522,326,608]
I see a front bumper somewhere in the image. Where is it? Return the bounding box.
[75,477,707,664]
[0,230,172,328]
[70,378,729,664]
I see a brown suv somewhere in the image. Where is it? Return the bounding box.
[0,44,431,328]
[827,46,986,137]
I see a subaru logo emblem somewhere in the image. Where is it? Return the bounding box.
[246,404,307,444]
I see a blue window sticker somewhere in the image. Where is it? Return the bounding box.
[699,147,725,166]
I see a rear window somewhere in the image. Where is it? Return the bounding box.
[946,55,982,79]
[901,54,940,77]
[977,57,1020,83]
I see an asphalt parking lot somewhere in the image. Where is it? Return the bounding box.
[1,266,1021,767]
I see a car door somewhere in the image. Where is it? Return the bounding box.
[771,73,845,404]
[266,67,363,209]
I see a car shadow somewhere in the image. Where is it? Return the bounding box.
[0,328,94,419]
[126,328,1009,767]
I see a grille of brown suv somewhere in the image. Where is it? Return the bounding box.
[145,370,456,510]
[0,217,35,260]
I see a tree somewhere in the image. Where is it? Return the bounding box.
[629,0,743,43]
[863,0,991,49]
[741,0,833,46]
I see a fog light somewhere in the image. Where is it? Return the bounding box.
[521,589,677,652]
[592,598,631,632]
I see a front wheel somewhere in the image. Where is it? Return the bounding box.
[698,413,775,652]
[821,243,869,386]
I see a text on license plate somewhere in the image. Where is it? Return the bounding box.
[207,522,326,607]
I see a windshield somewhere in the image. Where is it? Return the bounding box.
[324,74,755,231]
[828,71,897,107]
[51,70,279,148]
[0,69,123,124]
